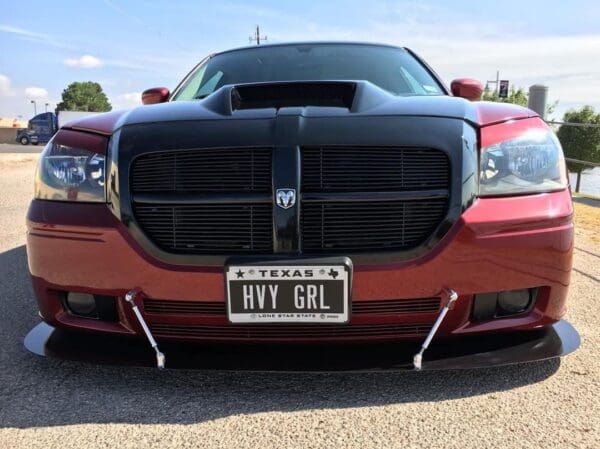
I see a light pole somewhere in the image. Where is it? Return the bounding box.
[30,100,37,115]
[45,102,49,113]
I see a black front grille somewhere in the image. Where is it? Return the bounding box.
[133,204,272,254]
[130,147,273,255]
[131,148,271,193]
[302,146,449,192]
[128,145,450,257]
[301,199,447,252]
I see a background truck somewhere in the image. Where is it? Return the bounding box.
[16,111,101,145]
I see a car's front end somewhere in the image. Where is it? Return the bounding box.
[25,43,578,370]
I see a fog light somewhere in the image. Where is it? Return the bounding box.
[65,292,98,317]
[497,289,532,315]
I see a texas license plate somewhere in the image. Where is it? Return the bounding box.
[225,264,351,323]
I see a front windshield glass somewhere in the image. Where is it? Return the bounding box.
[172,44,444,101]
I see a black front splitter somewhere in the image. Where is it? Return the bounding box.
[24,320,580,372]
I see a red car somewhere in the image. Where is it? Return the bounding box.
[26,43,579,371]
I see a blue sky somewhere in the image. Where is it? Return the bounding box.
[1,0,599,119]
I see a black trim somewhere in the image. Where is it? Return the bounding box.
[272,146,301,253]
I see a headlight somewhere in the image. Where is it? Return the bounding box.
[35,139,106,202]
[479,124,567,197]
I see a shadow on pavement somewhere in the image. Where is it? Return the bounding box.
[0,245,560,429]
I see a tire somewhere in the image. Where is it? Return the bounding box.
[19,136,29,145]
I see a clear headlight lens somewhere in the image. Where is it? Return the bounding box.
[479,129,567,196]
[35,140,106,202]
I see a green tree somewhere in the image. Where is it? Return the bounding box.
[482,85,557,117]
[56,81,112,112]
[482,85,528,107]
[556,106,600,185]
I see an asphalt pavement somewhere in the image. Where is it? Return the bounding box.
[0,156,598,449]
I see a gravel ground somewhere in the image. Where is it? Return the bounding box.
[0,156,598,449]
[0,143,41,154]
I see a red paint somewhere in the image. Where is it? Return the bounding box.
[51,129,109,155]
[475,101,537,127]
[27,188,573,343]
[450,78,484,101]
[63,109,127,136]
[141,87,170,105]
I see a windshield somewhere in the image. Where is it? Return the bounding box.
[172,44,444,101]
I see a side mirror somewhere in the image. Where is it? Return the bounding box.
[450,78,483,101]
[141,87,170,105]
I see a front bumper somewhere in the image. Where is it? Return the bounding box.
[27,189,574,345]
[24,320,580,371]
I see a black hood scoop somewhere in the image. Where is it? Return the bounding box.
[230,81,357,110]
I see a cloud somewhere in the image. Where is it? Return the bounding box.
[110,91,142,110]
[0,24,47,39]
[0,24,70,48]
[0,74,15,97]
[64,55,103,69]
[25,87,49,99]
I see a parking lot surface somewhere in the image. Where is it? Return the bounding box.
[0,155,598,449]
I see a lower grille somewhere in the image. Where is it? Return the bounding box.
[133,204,273,254]
[301,199,447,252]
[143,298,440,315]
[150,323,431,340]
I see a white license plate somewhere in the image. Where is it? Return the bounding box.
[225,264,351,323]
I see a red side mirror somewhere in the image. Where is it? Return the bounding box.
[450,78,483,101]
[141,87,170,105]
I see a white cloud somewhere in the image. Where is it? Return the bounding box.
[0,24,70,48]
[0,74,15,97]
[110,91,142,110]
[24,87,49,100]
[64,55,103,69]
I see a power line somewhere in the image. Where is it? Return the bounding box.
[547,121,600,129]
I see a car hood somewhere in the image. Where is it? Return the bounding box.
[63,81,538,136]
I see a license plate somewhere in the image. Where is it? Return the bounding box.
[226,263,351,323]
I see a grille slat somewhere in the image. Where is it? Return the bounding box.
[301,199,447,252]
[143,298,441,316]
[131,148,271,193]
[150,323,431,340]
[133,204,272,254]
[302,146,449,193]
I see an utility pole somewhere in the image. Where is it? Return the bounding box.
[485,70,500,95]
[249,25,267,45]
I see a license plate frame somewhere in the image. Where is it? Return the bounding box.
[225,258,352,324]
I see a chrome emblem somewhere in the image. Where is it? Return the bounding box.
[276,188,296,209]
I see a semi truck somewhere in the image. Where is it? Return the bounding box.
[16,111,101,145]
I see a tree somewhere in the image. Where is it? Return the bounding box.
[482,85,557,117]
[556,106,600,187]
[56,81,111,112]
[482,85,528,107]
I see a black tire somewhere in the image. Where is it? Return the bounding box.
[19,136,29,145]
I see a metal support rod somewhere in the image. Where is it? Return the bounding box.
[413,288,459,370]
[125,289,166,369]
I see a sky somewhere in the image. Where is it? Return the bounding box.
[1,0,599,120]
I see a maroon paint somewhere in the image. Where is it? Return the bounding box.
[141,87,170,105]
[27,186,573,342]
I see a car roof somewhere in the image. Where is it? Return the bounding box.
[212,42,408,57]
